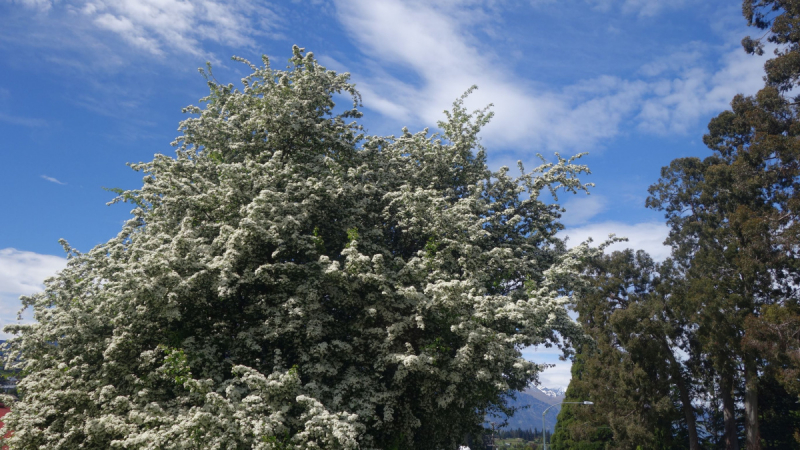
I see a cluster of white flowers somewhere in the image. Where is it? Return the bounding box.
[2,46,597,449]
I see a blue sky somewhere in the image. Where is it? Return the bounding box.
[0,0,770,388]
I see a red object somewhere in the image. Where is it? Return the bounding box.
[0,406,11,449]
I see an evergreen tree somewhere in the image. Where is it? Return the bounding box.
[553,250,696,450]
[556,3,800,449]
[647,55,800,450]
[550,351,611,450]
[757,375,800,449]
[641,4,800,448]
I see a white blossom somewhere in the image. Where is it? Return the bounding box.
[1,46,597,449]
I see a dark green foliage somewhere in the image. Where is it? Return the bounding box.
[463,428,544,450]
[646,60,800,449]
[553,250,697,450]
[496,427,543,441]
[743,0,800,91]
[758,375,800,449]
[550,352,612,450]
[552,2,800,448]
[643,12,800,443]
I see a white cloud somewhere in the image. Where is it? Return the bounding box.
[521,346,572,390]
[638,43,706,77]
[560,194,607,226]
[532,0,692,16]
[333,0,767,152]
[41,175,66,185]
[536,362,572,391]
[636,45,770,134]
[588,0,689,17]
[14,0,279,57]
[564,220,671,261]
[334,0,643,151]
[0,112,47,127]
[521,221,669,388]
[0,249,66,338]
[0,248,66,296]
[10,0,54,11]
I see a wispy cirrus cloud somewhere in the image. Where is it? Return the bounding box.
[332,0,768,153]
[41,175,66,185]
[635,42,770,134]
[560,194,608,226]
[586,0,691,17]
[10,0,280,58]
[333,0,642,150]
[0,88,47,127]
[530,0,692,16]
[9,0,53,11]
[0,111,47,127]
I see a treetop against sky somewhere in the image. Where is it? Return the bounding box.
[0,0,770,389]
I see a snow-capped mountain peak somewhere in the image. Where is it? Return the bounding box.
[522,385,566,405]
[539,387,566,398]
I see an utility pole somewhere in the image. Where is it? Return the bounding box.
[542,401,593,450]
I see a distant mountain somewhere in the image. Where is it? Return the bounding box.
[486,385,566,433]
[541,386,566,398]
[523,385,565,405]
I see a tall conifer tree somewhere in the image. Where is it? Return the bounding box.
[553,250,698,450]
[645,2,800,448]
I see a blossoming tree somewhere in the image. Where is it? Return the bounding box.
[2,47,595,450]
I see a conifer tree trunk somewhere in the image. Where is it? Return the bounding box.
[744,356,761,450]
[676,370,700,450]
[677,373,700,447]
[721,373,740,450]
[663,341,699,450]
